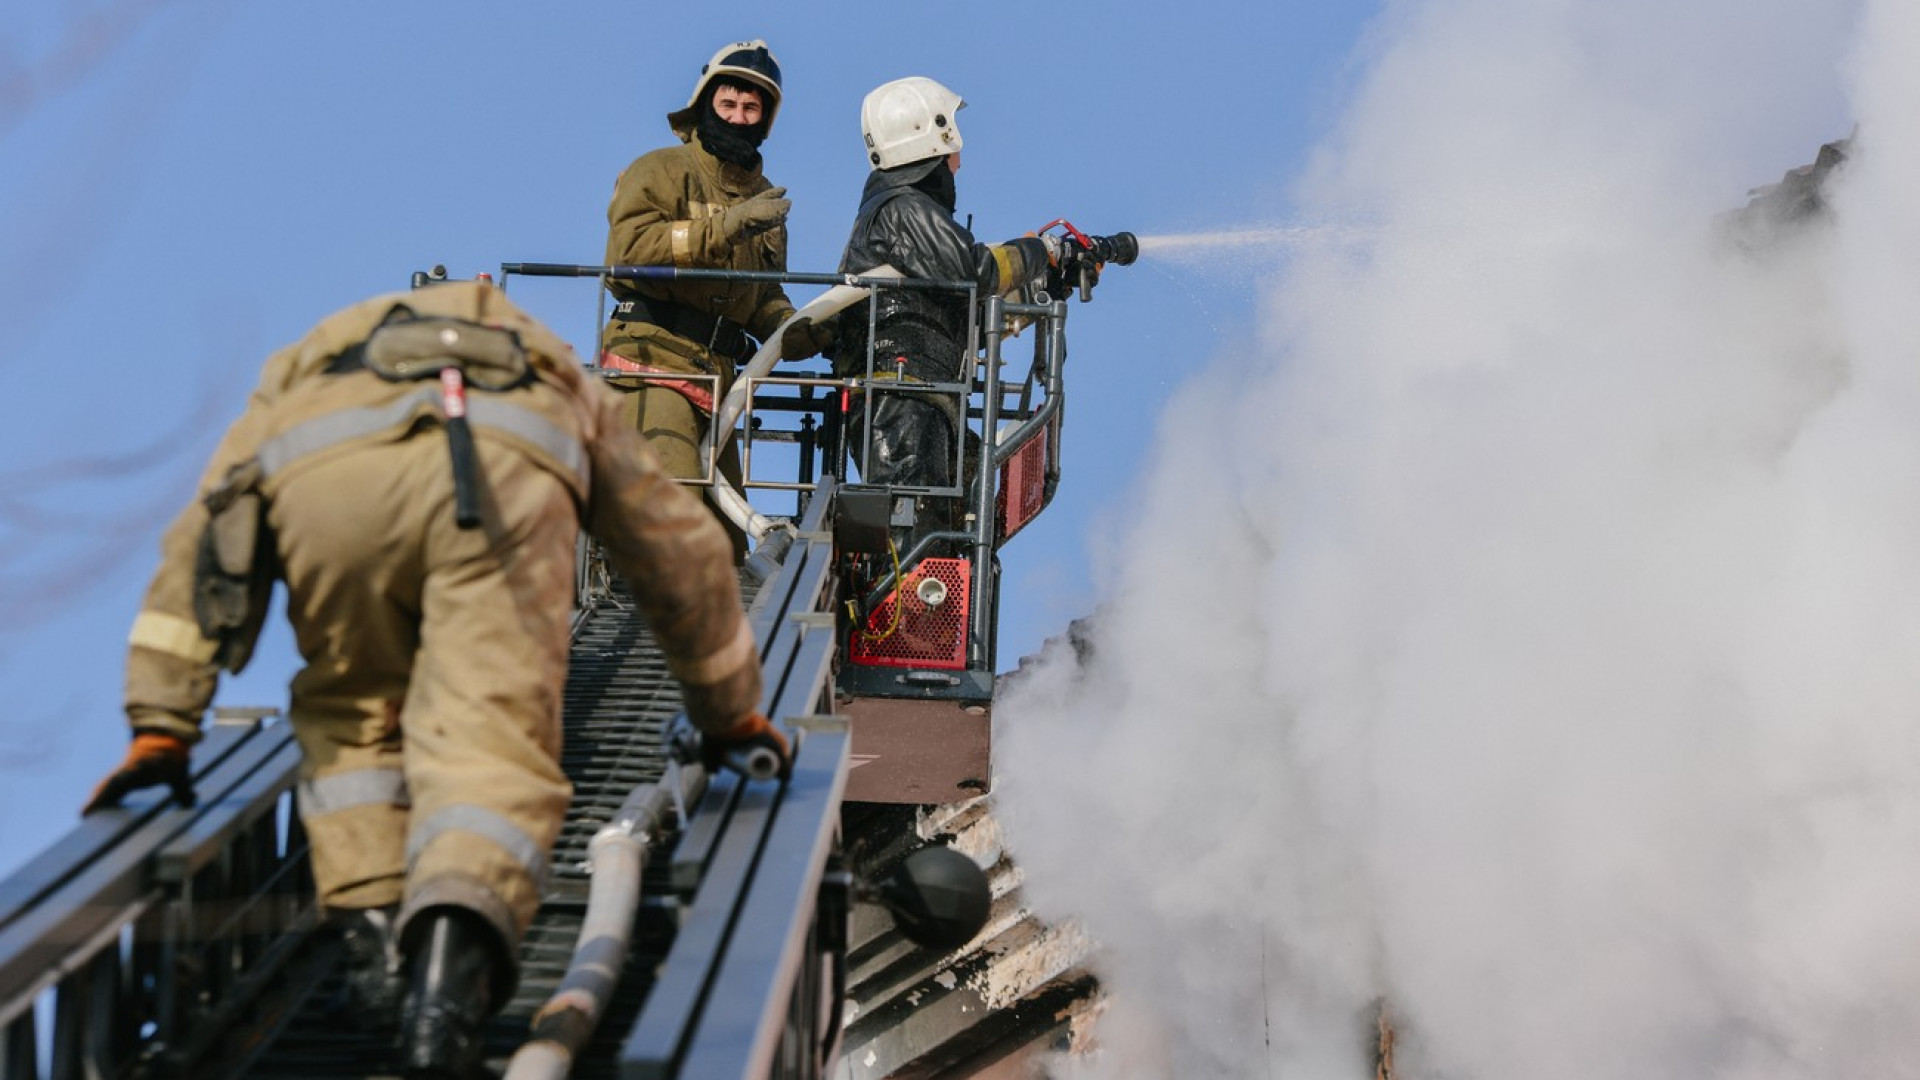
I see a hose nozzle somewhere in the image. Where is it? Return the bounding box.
[1085,232,1139,266]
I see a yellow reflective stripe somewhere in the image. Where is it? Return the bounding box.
[465,398,586,486]
[298,768,410,817]
[676,617,756,686]
[671,221,693,265]
[989,245,1020,291]
[255,388,586,489]
[257,388,439,476]
[128,611,219,663]
[408,805,549,889]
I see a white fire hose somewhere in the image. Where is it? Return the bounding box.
[700,268,900,543]
[501,765,706,1080]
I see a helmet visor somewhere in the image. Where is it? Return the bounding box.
[716,45,781,93]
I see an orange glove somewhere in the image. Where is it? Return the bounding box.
[83,733,196,814]
[701,712,791,781]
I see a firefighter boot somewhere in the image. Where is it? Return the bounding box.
[397,907,500,1079]
[332,904,403,1035]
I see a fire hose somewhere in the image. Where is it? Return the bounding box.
[701,268,901,543]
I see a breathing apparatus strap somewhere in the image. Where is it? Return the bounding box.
[360,315,535,530]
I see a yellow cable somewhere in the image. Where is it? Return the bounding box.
[862,538,907,643]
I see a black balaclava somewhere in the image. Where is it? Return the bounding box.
[910,159,957,213]
[696,76,770,168]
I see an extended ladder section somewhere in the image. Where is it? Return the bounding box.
[0,484,849,1079]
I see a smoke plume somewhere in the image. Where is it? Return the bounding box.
[995,1,1918,1077]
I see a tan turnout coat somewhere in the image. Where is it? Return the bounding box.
[121,281,761,957]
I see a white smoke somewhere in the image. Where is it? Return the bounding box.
[994,0,1920,1077]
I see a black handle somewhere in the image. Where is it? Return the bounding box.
[446,417,482,529]
[438,367,481,529]
[499,262,679,281]
[498,262,608,278]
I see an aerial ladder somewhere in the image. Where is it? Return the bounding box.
[0,230,1135,1080]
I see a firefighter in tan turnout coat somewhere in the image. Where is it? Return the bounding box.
[602,38,831,560]
[83,280,783,1078]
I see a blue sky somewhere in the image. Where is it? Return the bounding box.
[0,4,1377,878]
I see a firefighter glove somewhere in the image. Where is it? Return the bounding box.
[1056,243,1101,297]
[701,712,791,780]
[84,732,196,814]
[720,186,791,240]
[779,315,835,361]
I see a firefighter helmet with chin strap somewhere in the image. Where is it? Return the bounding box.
[860,77,964,170]
[685,40,784,133]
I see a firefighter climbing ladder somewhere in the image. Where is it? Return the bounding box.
[0,485,847,1079]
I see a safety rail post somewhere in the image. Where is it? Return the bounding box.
[987,297,1069,474]
[859,288,881,482]
[974,295,1008,670]
[798,409,817,517]
[971,295,1065,670]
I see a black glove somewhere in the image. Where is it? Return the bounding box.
[1033,234,1097,300]
[778,315,835,361]
[701,712,792,780]
[1061,242,1102,297]
[84,733,196,813]
[719,186,791,241]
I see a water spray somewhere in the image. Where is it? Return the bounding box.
[1032,223,1342,297]
[1132,225,1337,255]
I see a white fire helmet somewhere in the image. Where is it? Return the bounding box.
[686,40,784,132]
[860,77,964,170]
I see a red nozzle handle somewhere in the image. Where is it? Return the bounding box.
[1037,219,1095,250]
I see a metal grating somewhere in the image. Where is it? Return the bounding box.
[848,558,971,669]
[995,430,1050,542]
